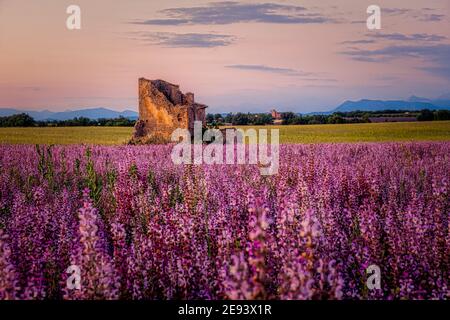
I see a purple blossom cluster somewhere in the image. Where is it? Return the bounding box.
[0,143,448,300]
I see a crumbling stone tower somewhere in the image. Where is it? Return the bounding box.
[132,78,208,143]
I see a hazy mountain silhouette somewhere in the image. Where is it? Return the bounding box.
[333,94,450,112]
[0,107,138,121]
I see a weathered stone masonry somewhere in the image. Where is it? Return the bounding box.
[132,78,208,143]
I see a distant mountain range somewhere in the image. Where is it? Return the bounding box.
[0,107,138,121]
[332,94,450,113]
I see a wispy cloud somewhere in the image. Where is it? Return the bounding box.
[368,33,447,42]
[419,66,450,80]
[340,32,446,47]
[382,8,411,16]
[226,64,311,76]
[416,13,445,22]
[225,64,338,82]
[341,44,450,80]
[382,7,446,22]
[131,2,332,26]
[341,44,447,61]
[341,39,376,45]
[129,32,235,48]
[416,7,446,22]
[302,78,338,83]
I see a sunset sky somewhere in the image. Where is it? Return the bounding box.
[0,0,449,113]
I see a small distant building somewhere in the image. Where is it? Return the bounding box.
[271,109,282,120]
[271,109,283,124]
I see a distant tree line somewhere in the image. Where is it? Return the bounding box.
[277,112,367,125]
[0,113,136,127]
[279,110,450,124]
[0,113,36,127]
[1,109,449,128]
[207,113,274,126]
[207,109,450,126]
[417,109,450,121]
[338,109,450,121]
[206,112,366,125]
[37,116,136,127]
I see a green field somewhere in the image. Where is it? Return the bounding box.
[0,121,449,145]
[0,127,133,145]
[236,121,450,143]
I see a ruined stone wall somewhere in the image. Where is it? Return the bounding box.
[132,78,208,144]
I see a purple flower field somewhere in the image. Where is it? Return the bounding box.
[0,143,448,300]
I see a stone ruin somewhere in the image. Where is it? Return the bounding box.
[131,78,208,144]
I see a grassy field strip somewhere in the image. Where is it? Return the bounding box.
[234,121,450,143]
[0,127,133,145]
[0,121,449,145]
